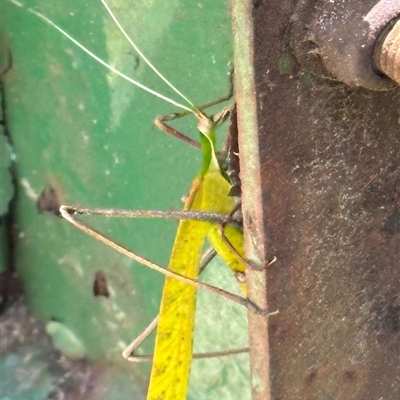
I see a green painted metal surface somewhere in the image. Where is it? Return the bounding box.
[2,0,249,398]
[1,35,14,273]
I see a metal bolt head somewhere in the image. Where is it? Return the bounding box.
[374,18,400,84]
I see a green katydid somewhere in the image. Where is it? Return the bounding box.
[27,1,257,398]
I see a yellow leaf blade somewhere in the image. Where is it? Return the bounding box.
[147,147,247,399]
[147,178,209,400]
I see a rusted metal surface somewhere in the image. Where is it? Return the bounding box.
[232,1,272,399]
[235,0,400,398]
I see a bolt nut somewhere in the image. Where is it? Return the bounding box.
[291,0,400,90]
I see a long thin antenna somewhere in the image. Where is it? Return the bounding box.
[27,8,193,113]
[101,0,198,112]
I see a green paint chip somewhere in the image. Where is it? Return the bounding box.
[278,53,295,75]
[46,321,86,359]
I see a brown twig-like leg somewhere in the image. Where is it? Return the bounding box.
[154,118,201,149]
[122,315,159,361]
[217,200,254,278]
[59,207,261,312]
[154,64,235,148]
[123,247,250,362]
[126,346,250,363]
[61,205,242,227]
[123,248,216,361]
[157,64,234,123]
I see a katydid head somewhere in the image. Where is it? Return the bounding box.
[196,112,214,137]
[196,102,236,181]
[196,103,234,135]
